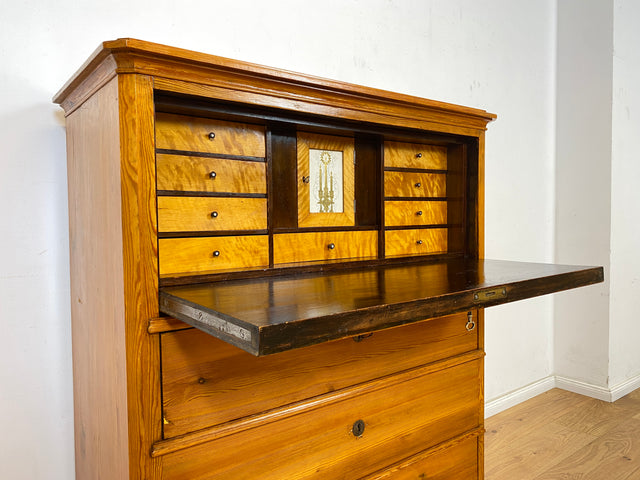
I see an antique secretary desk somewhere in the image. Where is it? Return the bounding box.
[54,39,603,479]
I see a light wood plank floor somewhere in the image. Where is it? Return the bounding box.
[485,388,640,479]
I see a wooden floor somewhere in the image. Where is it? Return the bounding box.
[485,388,640,479]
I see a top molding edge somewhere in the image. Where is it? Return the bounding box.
[53,38,497,128]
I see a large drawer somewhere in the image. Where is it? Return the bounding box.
[160,358,482,480]
[156,113,265,157]
[160,311,479,438]
[156,154,266,194]
[158,235,269,276]
[384,171,447,198]
[157,197,267,232]
[384,141,447,170]
[273,230,377,264]
[385,200,447,226]
[385,228,448,257]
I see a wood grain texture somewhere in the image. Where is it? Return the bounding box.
[297,132,355,227]
[156,113,265,157]
[365,433,479,480]
[156,154,266,193]
[384,141,448,169]
[118,73,163,479]
[159,235,269,276]
[385,228,449,257]
[66,76,130,480]
[160,359,481,479]
[273,230,377,265]
[160,312,477,438]
[384,171,447,198]
[385,200,447,226]
[157,196,267,232]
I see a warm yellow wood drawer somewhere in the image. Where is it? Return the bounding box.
[159,359,481,480]
[364,434,479,480]
[156,154,266,194]
[159,235,269,276]
[157,197,267,232]
[156,113,266,157]
[384,141,447,169]
[385,171,447,197]
[273,230,377,264]
[160,311,478,438]
[385,200,447,226]
[385,228,448,257]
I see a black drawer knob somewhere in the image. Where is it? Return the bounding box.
[352,419,365,437]
[415,182,421,188]
[328,243,336,250]
[208,132,216,140]
[213,250,220,257]
[209,171,217,179]
[416,152,423,158]
[211,211,219,218]
[416,210,423,216]
[416,240,423,245]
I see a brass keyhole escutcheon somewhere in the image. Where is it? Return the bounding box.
[352,419,365,437]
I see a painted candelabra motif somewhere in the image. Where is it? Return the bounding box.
[309,148,343,213]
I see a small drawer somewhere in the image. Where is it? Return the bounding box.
[385,228,448,257]
[384,171,447,198]
[385,200,447,226]
[273,230,377,265]
[160,311,478,438]
[156,113,265,157]
[159,235,269,276]
[157,154,266,194]
[157,197,267,233]
[384,141,447,169]
[160,359,481,480]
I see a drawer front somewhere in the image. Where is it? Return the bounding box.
[365,434,479,480]
[161,359,482,480]
[156,113,266,157]
[385,200,447,227]
[159,235,269,276]
[384,171,447,198]
[385,229,448,257]
[384,141,447,169]
[157,154,266,194]
[273,230,377,264]
[161,311,479,438]
[157,197,267,232]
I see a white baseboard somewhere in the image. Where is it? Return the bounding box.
[485,376,556,418]
[485,373,640,418]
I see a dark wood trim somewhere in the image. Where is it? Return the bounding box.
[384,196,448,202]
[155,148,265,162]
[384,167,448,174]
[157,190,267,198]
[158,230,269,239]
[269,125,298,229]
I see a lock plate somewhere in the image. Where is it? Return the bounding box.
[473,287,507,302]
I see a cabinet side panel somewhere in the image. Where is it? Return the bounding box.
[118,73,163,479]
[66,77,129,479]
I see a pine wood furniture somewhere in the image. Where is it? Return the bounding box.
[54,38,603,479]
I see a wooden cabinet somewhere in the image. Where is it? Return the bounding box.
[54,39,603,479]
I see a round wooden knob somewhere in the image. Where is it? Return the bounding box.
[208,132,216,140]
[212,250,220,257]
[328,243,336,250]
[209,171,217,179]
[211,211,219,218]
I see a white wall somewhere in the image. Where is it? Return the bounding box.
[610,0,640,389]
[0,1,562,478]
[555,0,613,389]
